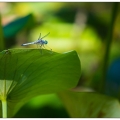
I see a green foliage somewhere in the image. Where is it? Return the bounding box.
[58,91,120,118]
[14,93,69,118]
[0,14,5,51]
[3,14,35,38]
[0,2,119,118]
[100,3,119,93]
[0,49,81,117]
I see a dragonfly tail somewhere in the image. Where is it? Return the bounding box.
[21,42,35,46]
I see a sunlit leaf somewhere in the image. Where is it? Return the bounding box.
[0,49,81,117]
[58,91,120,118]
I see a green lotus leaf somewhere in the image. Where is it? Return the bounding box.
[0,49,81,117]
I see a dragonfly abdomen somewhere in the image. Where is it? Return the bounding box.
[21,42,35,46]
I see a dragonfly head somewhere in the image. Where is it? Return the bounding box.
[44,40,48,44]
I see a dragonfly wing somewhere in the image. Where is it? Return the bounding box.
[38,33,41,40]
[41,32,50,39]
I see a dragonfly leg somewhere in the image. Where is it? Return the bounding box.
[39,44,43,55]
[42,44,53,54]
[36,44,42,54]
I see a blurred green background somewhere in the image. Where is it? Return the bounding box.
[0,2,120,118]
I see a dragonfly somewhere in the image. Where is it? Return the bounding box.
[21,32,52,54]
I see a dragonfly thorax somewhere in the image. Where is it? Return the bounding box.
[36,40,48,45]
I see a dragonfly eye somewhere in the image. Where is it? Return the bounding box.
[44,40,48,44]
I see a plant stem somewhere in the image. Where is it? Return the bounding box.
[2,98,7,118]
[100,3,119,93]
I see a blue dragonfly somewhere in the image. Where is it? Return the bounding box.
[21,32,52,54]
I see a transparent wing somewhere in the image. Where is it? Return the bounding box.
[41,32,50,39]
[38,33,41,40]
